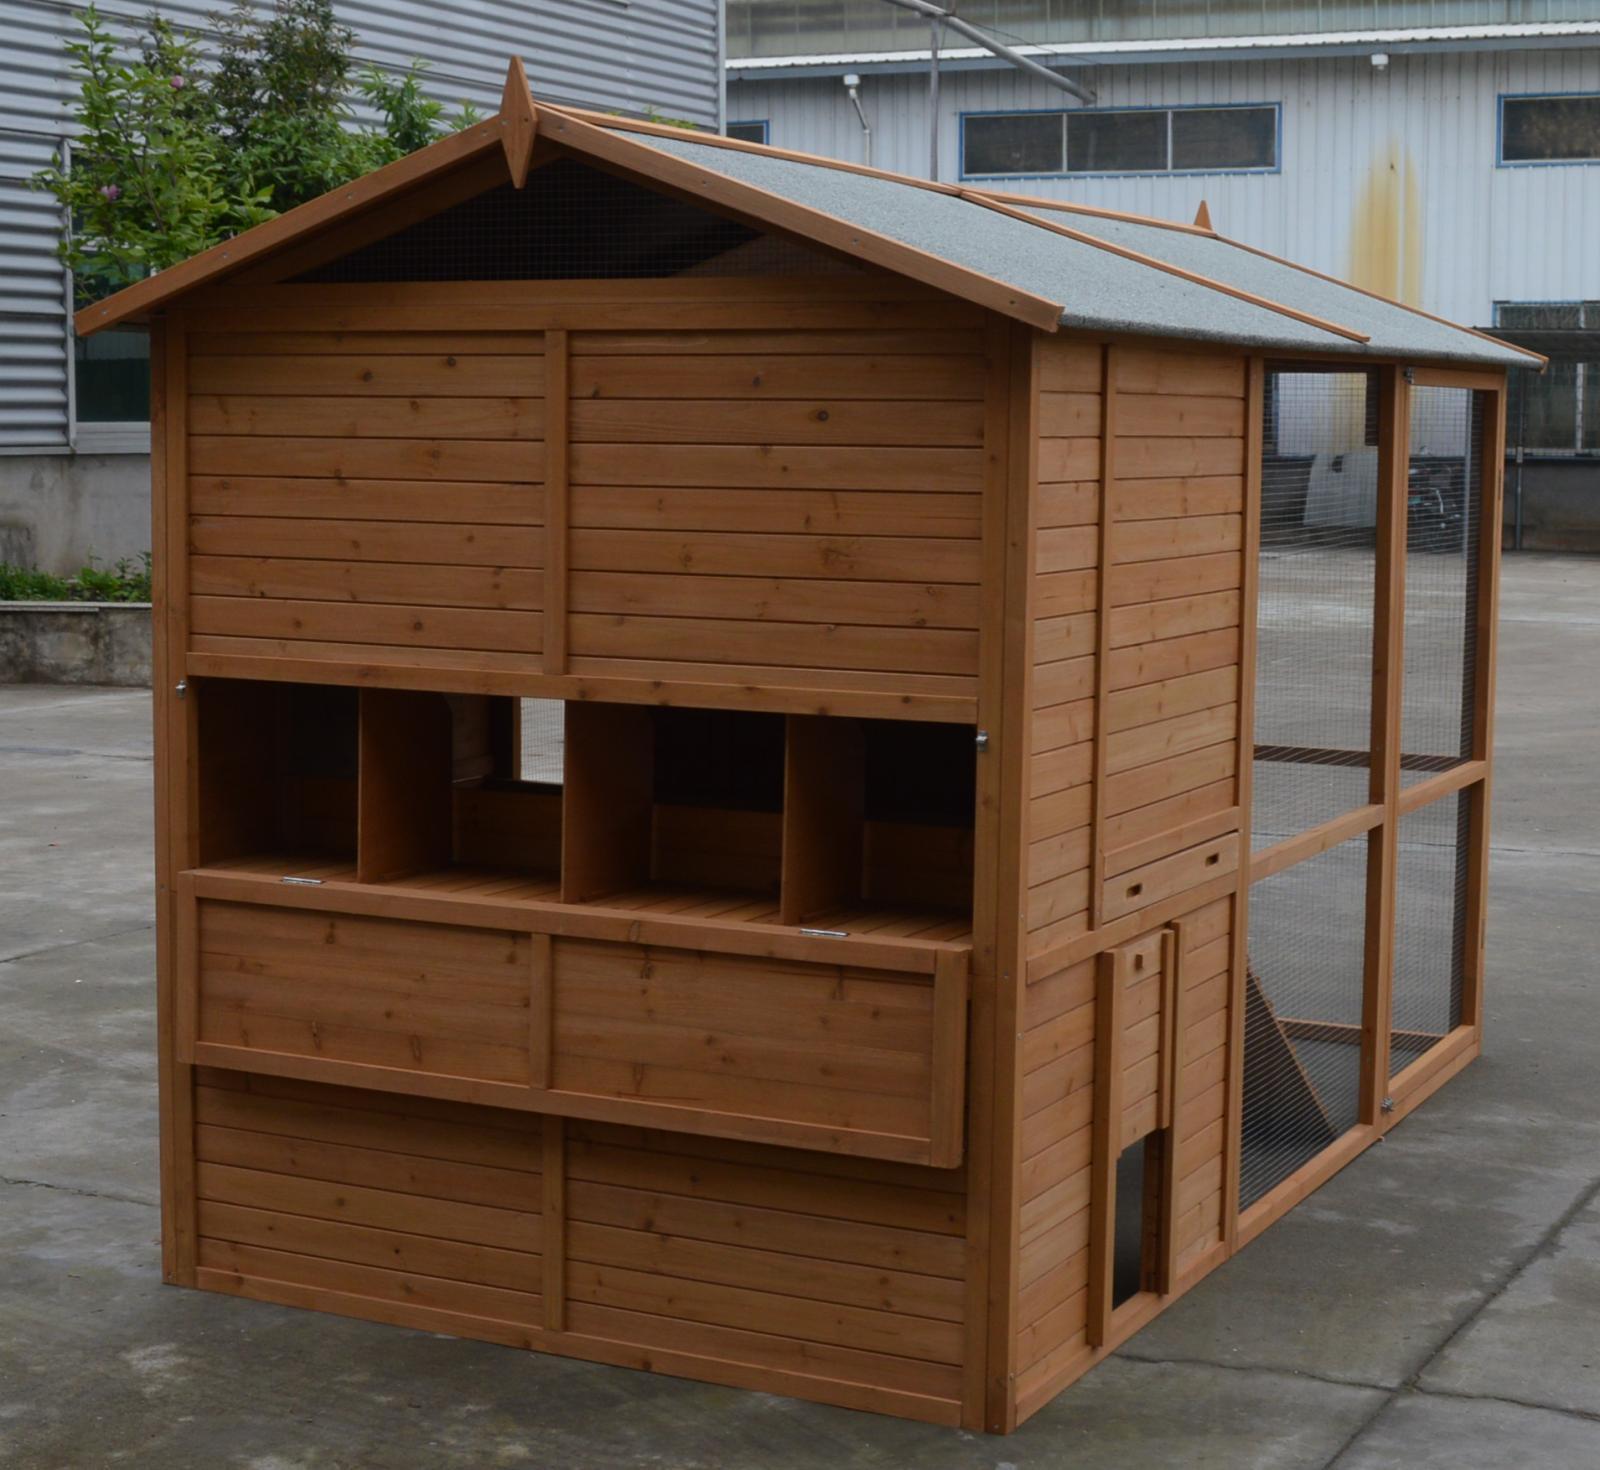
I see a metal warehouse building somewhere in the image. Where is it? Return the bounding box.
[0,0,723,569]
[727,1,1600,549]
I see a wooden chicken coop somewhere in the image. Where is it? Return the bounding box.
[80,61,1541,1432]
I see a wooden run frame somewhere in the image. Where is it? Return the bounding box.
[1227,362,1503,1250]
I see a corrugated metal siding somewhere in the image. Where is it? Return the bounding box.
[0,128,68,450]
[0,0,722,450]
[732,45,1600,326]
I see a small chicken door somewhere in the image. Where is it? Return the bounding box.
[1088,923,1187,1344]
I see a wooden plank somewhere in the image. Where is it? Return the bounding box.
[189,394,542,439]
[1115,393,1245,438]
[570,486,981,539]
[569,397,985,446]
[568,613,978,677]
[189,435,546,482]
[190,596,539,654]
[570,569,978,629]
[189,516,540,567]
[190,353,546,398]
[1087,346,1117,931]
[1113,513,1242,564]
[1113,347,1246,398]
[190,555,539,611]
[1102,834,1239,924]
[569,528,980,583]
[571,351,986,400]
[189,475,540,525]
[570,443,983,492]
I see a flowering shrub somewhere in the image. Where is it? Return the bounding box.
[35,2,480,303]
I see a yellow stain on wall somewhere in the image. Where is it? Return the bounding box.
[1348,138,1423,306]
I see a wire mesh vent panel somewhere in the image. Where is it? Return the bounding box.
[296,158,861,283]
[1252,370,1378,850]
[1390,792,1470,1076]
[519,698,565,784]
[1241,837,1368,1211]
[1400,388,1485,787]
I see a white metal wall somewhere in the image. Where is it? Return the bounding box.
[731,46,1600,328]
[0,0,723,451]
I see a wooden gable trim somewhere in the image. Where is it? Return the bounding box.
[501,55,540,188]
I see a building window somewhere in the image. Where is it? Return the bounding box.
[727,120,769,144]
[961,103,1277,179]
[1495,302,1600,455]
[74,325,150,423]
[1500,94,1600,164]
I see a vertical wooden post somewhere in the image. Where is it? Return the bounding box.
[153,312,198,1284]
[1361,366,1410,1124]
[929,948,970,1168]
[1461,384,1505,1037]
[1222,356,1265,1251]
[543,328,570,674]
[1087,345,1118,931]
[1156,919,1185,1294]
[1087,947,1123,1346]
[969,318,1034,1433]
[542,1113,566,1331]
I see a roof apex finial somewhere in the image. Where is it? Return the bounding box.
[500,56,539,188]
[1193,199,1214,231]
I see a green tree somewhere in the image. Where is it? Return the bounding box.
[35,3,480,303]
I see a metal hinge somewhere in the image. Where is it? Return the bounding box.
[1402,368,1415,384]
[799,927,849,939]
[280,876,325,887]
[1381,1095,1395,1113]
[975,729,990,752]
[174,680,187,699]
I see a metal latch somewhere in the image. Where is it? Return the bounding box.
[174,680,187,699]
[975,729,990,752]
[280,876,325,887]
[799,927,849,939]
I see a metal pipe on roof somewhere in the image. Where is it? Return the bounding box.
[873,0,1097,104]
[928,17,941,180]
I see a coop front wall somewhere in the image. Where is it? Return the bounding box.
[990,338,1503,1431]
[147,278,1016,1429]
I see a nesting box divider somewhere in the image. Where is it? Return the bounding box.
[780,714,866,926]
[356,688,453,883]
[559,700,654,904]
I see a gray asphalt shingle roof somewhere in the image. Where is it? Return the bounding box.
[628,130,1534,370]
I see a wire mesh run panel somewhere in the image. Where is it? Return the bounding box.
[1390,792,1471,1075]
[1240,837,1369,1211]
[1253,369,1379,850]
[1401,388,1486,786]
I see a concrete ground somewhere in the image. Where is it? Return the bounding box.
[2,554,1597,1470]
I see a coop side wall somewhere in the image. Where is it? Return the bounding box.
[1004,336,1252,1427]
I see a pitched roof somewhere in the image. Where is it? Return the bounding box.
[77,61,1540,370]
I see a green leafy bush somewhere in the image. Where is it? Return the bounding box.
[34,2,480,303]
[0,555,153,603]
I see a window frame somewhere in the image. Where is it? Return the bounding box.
[1494,299,1600,458]
[958,100,1280,182]
[1497,91,1600,168]
[726,119,770,144]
